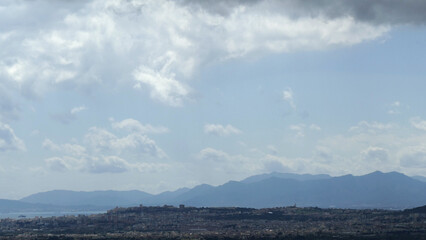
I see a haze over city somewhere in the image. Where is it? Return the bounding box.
[1,0,426,201]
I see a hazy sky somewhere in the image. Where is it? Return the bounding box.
[1,0,426,199]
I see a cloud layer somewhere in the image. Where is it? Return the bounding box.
[0,0,392,111]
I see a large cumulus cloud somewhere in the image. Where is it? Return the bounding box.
[43,118,168,174]
[0,0,397,111]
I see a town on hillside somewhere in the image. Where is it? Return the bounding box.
[1,204,426,239]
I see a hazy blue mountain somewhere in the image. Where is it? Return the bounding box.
[168,171,426,209]
[19,171,426,211]
[241,172,331,183]
[21,190,153,207]
[143,187,190,205]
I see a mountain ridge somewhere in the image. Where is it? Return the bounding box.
[13,171,426,212]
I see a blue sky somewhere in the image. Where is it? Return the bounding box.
[1,0,426,199]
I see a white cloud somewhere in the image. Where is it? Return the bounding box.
[0,0,389,109]
[198,148,231,163]
[410,117,426,131]
[392,101,401,107]
[84,127,167,158]
[111,118,168,134]
[388,101,402,114]
[196,119,426,179]
[282,88,295,109]
[361,146,389,163]
[42,138,86,156]
[309,124,321,131]
[86,156,136,174]
[196,147,260,174]
[289,124,305,137]
[51,105,87,124]
[313,125,426,175]
[399,146,426,168]
[204,124,242,136]
[43,120,168,174]
[289,123,321,137]
[0,121,25,152]
[349,121,394,133]
[45,155,169,174]
[133,65,190,107]
[195,147,328,179]
[70,106,86,115]
[0,86,20,122]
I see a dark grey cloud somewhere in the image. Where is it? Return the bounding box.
[179,0,426,25]
[179,0,260,16]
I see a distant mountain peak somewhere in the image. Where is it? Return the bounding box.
[14,171,426,212]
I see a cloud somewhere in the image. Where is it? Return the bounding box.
[198,148,231,163]
[309,124,321,131]
[0,121,25,152]
[0,0,391,109]
[399,146,426,168]
[289,123,321,137]
[391,101,401,107]
[313,124,426,175]
[84,127,167,158]
[45,156,84,172]
[195,147,318,177]
[283,88,295,109]
[51,105,87,124]
[86,156,138,174]
[70,106,86,115]
[267,145,278,155]
[43,120,168,173]
[289,124,305,137]
[181,0,426,25]
[204,124,242,136]
[111,118,168,134]
[197,119,426,179]
[45,155,169,174]
[361,146,388,163]
[196,147,261,174]
[42,138,86,156]
[388,101,402,115]
[349,121,394,133]
[411,117,426,131]
[0,86,20,122]
[133,65,191,107]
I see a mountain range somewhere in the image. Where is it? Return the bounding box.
[2,171,426,213]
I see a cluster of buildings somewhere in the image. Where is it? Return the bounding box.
[0,205,425,239]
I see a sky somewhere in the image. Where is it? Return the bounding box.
[1,0,426,199]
